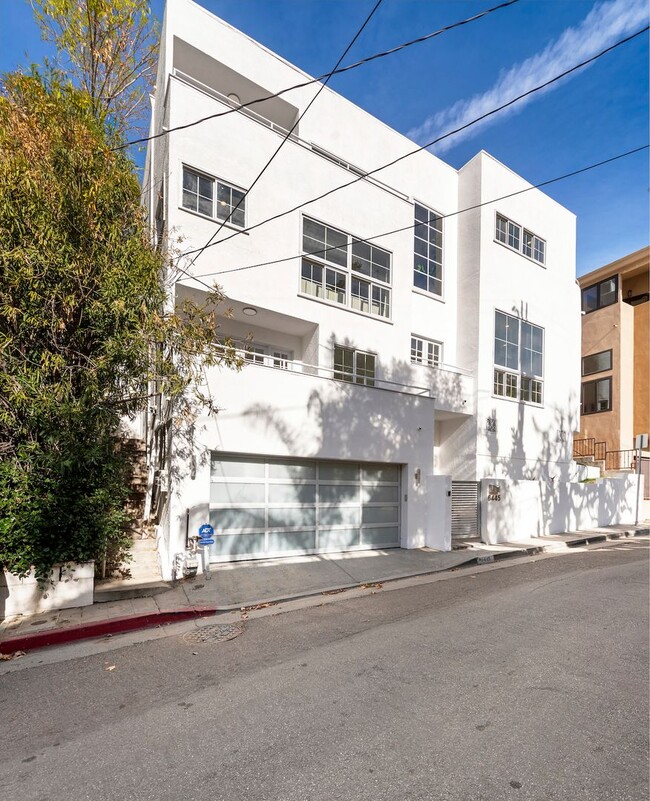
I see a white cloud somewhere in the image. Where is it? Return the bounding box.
[407,0,648,154]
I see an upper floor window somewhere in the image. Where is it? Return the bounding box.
[333,345,376,386]
[411,335,442,367]
[301,217,391,320]
[495,213,545,266]
[581,376,612,414]
[581,276,618,313]
[582,350,612,376]
[413,203,443,297]
[493,311,544,404]
[182,166,246,228]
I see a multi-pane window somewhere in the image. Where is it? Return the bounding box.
[301,218,391,319]
[494,311,544,404]
[495,213,545,265]
[410,336,442,367]
[581,277,618,313]
[242,343,292,369]
[182,166,246,228]
[333,346,376,386]
[581,377,612,414]
[582,350,612,376]
[413,203,443,296]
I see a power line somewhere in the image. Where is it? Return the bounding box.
[172,145,646,286]
[179,25,649,262]
[180,0,385,278]
[116,0,520,151]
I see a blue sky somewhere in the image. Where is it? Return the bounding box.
[1,0,648,275]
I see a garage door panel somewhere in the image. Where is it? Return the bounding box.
[209,455,400,561]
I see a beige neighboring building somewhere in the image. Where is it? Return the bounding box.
[576,246,649,466]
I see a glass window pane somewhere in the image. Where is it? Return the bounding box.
[494,340,507,367]
[199,176,213,199]
[319,463,360,482]
[362,506,399,524]
[182,189,197,211]
[582,351,612,375]
[211,456,265,479]
[183,169,197,192]
[318,527,360,550]
[211,533,265,557]
[351,240,371,262]
[268,507,316,528]
[268,530,316,553]
[268,461,316,480]
[303,218,325,242]
[415,203,428,223]
[361,484,399,504]
[319,483,359,503]
[361,526,399,547]
[599,279,617,307]
[319,506,361,526]
[581,286,599,313]
[213,507,266,531]
[198,196,213,216]
[362,465,399,483]
[210,482,266,504]
[232,208,245,228]
[268,484,317,504]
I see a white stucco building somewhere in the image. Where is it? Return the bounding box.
[144,0,585,578]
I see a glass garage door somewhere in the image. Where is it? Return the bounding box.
[208,455,400,562]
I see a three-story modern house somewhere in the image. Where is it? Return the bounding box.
[144,0,581,579]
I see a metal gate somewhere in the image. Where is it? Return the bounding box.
[451,481,481,539]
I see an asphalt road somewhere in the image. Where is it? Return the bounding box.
[1,541,648,801]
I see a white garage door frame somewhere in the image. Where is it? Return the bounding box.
[208,453,402,562]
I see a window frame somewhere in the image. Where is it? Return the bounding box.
[410,335,442,367]
[300,216,392,321]
[493,310,545,405]
[181,165,246,229]
[581,276,619,314]
[333,345,376,386]
[582,349,613,376]
[581,376,612,415]
[413,201,444,298]
[495,212,546,266]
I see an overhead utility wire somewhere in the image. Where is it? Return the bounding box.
[177,145,647,290]
[179,0,384,279]
[116,0,520,151]
[180,25,649,263]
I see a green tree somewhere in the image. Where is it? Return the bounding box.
[0,73,235,580]
[32,0,157,132]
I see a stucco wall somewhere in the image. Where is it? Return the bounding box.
[633,301,649,438]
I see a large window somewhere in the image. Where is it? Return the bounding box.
[581,377,612,414]
[411,335,442,367]
[581,276,618,313]
[495,213,546,266]
[333,346,376,386]
[182,166,246,228]
[413,202,443,296]
[493,311,544,404]
[301,218,391,320]
[582,350,612,376]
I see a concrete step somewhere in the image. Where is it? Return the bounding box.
[94,579,172,603]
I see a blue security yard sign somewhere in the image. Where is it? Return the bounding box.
[198,524,215,540]
[199,538,215,545]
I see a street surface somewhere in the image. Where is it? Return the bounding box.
[1,540,648,801]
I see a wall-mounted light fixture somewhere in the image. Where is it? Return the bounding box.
[414,467,421,487]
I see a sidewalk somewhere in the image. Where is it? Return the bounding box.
[1,523,647,654]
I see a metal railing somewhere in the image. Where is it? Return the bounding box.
[573,437,595,458]
[605,450,636,471]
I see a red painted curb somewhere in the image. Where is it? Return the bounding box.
[0,606,217,654]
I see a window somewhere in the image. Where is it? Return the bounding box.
[413,202,443,296]
[493,311,544,404]
[581,377,612,414]
[411,336,442,367]
[182,166,246,228]
[582,350,612,376]
[581,276,618,313]
[495,213,545,265]
[301,218,391,319]
[241,343,292,369]
[333,346,376,386]
[244,345,266,364]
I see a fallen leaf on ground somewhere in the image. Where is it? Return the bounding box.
[105,665,116,671]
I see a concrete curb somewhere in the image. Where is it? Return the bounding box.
[0,606,216,654]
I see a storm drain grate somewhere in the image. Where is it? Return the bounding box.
[183,623,243,644]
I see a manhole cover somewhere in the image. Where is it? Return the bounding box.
[183,623,243,644]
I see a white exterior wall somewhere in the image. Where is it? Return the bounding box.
[147,0,585,576]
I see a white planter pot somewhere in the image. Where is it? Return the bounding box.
[1,562,94,618]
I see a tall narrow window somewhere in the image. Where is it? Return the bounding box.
[413,203,443,297]
[493,311,544,404]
